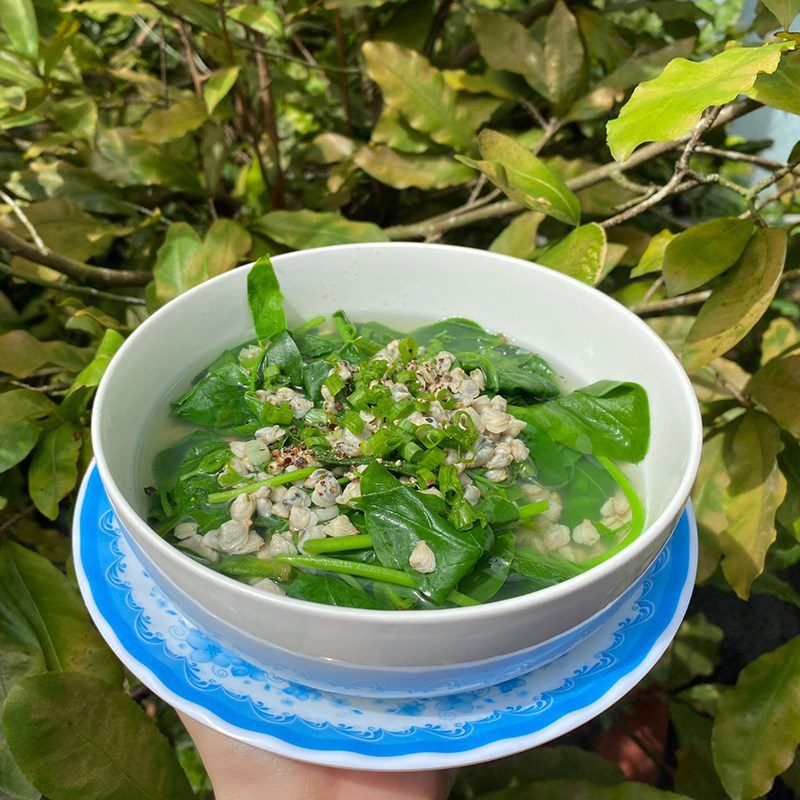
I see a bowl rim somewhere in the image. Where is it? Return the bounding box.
[92,241,703,623]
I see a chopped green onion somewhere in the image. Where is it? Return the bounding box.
[293,315,326,334]
[301,534,373,553]
[324,373,346,396]
[340,409,365,435]
[332,310,357,342]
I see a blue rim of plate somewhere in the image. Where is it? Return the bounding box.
[73,463,697,771]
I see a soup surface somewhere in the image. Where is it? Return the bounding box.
[146,257,650,610]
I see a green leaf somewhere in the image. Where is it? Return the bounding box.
[719,411,787,599]
[3,672,193,800]
[512,380,650,462]
[0,540,122,683]
[663,218,755,296]
[748,354,800,437]
[0,330,89,379]
[537,223,607,285]
[470,11,548,97]
[490,211,544,259]
[150,222,204,307]
[362,40,476,152]
[202,66,240,114]
[544,1,585,114]
[654,613,723,690]
[284,572,381,609]
[761,0,800,29]
[575,7,630,72]
[683,227,787,372]
[252,209,389,249]
[227,3,282,35]
[458,130,580,225]
[691,434,728,583]
[748,50,800,114]
[0,390,56,474]
[247,255,286,342]
[28,422,82,520]
[0,0,38,61]
[139,97,208,144]
[607,42,791,161]
[67,329,124,397]
[355,146,473,189]
[50,96,98,140]
[712,634,800,800]
[630,229,676,278]
[455,745,623,798]
[670,702,729,800]
[761,317,800,364]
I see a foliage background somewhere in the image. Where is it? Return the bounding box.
[1,0,800,797]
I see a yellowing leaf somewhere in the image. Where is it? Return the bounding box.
[607,42,791,161]
[140,97,208,144]
[760,317,800,364]
[490,211,544,259]
[469,11,547,97]
[0,389,56,474]
[537,223,607,285]
[458,130,581,225]
[748,50,800,114]
[748,354,800,437]
[544,1,585,114]
[355,146,473,189]
[228,3,282,36]
[28,422,82,520]
[198,218,251,278]
[631,229,677,277]
[0,330,89,378]
[719,411,786,599]
[371,107,433,154]
[713,634,800,800]
[663,218,755,296]
[252,209,389,250]
[203,66,240,114]
[691,434,729,582]
[67,328,124,397]
[761,0,800,29]
[683,228,786,372]
[362,41,475,152]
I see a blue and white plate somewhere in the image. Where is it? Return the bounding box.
[73,465,696,771]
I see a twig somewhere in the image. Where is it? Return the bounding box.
[158,17,169,102]
[385,100,759,239]
[519,98,549,131]
[642,276,664,304]
[332,10,353,136]
[0,261,146,305]
[632,268,800,315]
[0,228,150,288]
[693,145,784,169]
[177,21,204,99]
[423,0,454,57]
[0,503,36,538]
[0,190,48,253]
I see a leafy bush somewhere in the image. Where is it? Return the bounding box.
[1,0,800,798]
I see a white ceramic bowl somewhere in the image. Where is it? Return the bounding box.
[92,243,701,698]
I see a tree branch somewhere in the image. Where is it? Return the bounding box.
[0,261,145,304]
[385,100,759,240]
[0,228,150,288]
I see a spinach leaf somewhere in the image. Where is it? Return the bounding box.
[293,332,337,359]
[513,547,585,589]
[558,456,617,528]
[476,495,520,526]
[355,480,487,603]
[303,359,331,402]
[520,424,581,487]
[357,320,405,345]
[511,380,650,462]
[283,572,381,609]
[152,431,232,533]
[412,317,503,354]
[360,461,401,493]
[458,531,514,603]
[487,351,560,401]
[247,255,286,341]
[265,330,304,387]
[174,349,257,433]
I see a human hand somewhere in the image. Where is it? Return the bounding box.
[180,713,456,800]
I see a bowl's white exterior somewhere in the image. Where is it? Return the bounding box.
[92,243,701,697]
